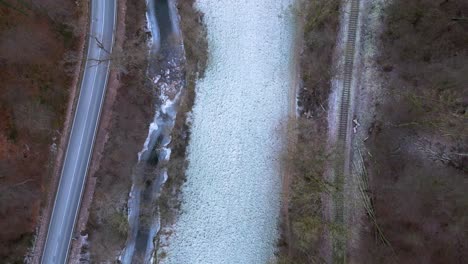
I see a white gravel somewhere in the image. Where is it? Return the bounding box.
[160,0,296,263]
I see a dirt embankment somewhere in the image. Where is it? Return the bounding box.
[78,0,155,262]
[0,1,86,262]
[278,0,341,263]
[355,0,468,263]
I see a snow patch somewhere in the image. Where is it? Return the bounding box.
[138,122,159,161]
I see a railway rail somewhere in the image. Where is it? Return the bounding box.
[333,0,360,262]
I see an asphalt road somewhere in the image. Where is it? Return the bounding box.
[41,1,116,263]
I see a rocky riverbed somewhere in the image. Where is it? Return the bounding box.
[159,1,297,263]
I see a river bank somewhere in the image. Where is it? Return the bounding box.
[277,0,342,263]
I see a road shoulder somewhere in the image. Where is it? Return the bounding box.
[68,0,128,262]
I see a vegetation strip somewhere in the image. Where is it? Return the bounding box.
[278,0,342,263]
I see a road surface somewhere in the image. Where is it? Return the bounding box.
[41,1,116,263]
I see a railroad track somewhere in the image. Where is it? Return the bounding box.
[333,0,360,262]
[338,0,359,141]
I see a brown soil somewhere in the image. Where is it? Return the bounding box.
[0,1,85,263]
[82,0,155,261]
[355,0,468,263]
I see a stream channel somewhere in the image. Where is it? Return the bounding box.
[119,0,183,263]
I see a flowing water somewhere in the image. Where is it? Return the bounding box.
[119,0,183,263]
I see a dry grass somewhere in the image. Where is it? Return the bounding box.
[298,0,340,116]
[358,0,468,263]
[379,0,468,141]
[353,149,392,251]
[278,0,341,263]
[279,118,335,264]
